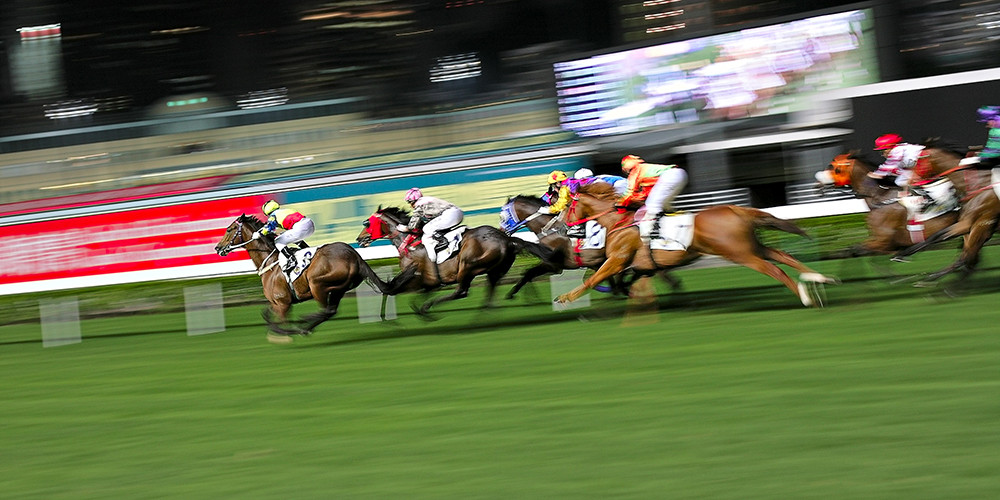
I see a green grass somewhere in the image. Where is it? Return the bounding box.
[2,248,1000,499]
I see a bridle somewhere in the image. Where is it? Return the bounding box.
[222,218,279,275]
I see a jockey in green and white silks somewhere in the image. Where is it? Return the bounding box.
[254,199,315,272]
[400,188,463,265]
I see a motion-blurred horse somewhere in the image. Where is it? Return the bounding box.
[892,138,1000,284]
[500,194,681,297]
[357,206,553,316]
[215,214,413,338]
[816,152,958,257]
[554,182,836,306]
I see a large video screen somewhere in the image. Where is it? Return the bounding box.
[553,9,880,137]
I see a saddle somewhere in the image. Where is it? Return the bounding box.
[431,226,468,264]
[640,212,695,251]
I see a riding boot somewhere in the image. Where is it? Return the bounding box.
[281,246,297,273]
[424,245,442,283]
[433,232,448,252]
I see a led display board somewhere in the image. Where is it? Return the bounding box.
[553,9,880,137]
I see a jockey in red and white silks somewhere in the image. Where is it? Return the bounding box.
[400,188,464,264]
[870,134,924,188]
[255,199,315,272]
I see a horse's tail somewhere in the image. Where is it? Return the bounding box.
[510,236,558,262]
[358,257,417,295]
[741,207,812,239]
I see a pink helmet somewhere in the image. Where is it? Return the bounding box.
[404,187,422,203]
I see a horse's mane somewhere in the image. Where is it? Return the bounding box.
[239,214,265,229]
[921,137,967,158]
[379,206,411,220]
[578,180,618,201]
[846,149,878,168]
[512,194,545,205]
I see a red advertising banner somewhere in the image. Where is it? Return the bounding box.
[1,196,269,285]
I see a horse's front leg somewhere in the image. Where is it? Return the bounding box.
[555,256,629,304]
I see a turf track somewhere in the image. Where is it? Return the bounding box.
[2,248,999,498]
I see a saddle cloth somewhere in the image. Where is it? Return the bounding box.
[640,212,696,251]
[434,226,467,264]
[280,246,319,282]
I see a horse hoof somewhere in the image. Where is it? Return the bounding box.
[267,333,294,345]
[891,256,911,263]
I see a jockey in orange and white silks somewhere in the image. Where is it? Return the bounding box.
[400,188,464,265]
[619,155,688,221]
[254,199,315,272]
[869,134,924,188]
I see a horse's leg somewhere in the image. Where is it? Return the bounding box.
[761,247,838,284]
[507,263,557,299]
[658,270,683,292]
[556,256,629,304]
[418,273,473,317]
[724,252,815,306]
[917,217,997,285]
[296,291,344,334]
[893,219,972,260]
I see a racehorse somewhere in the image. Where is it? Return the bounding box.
[215,214,414,337]
[499,194,681,298]
[816,152,959,257]
[891,138,1000,284]
[356,206,554,316]
[553,182,836,306]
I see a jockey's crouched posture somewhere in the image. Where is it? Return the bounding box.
[398,188,464,266]
[253,200,315,273]
[618,154,688,221]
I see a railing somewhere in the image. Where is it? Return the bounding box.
[673,188,751,212]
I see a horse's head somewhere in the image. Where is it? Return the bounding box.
[357,206,409,247]
[822,153,856,187]
[499,195,547,234]
[216,214,265,256]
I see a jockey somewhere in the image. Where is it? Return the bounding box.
[975,106,1000,169]
[869,133,924,187]
[538,170,572,214]
[575,168,628,196]
[399,187,464,266]
[253,199,315,273]
[618,154,688,221]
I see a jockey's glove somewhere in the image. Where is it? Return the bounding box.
[536,206,550,214]
[251,231,262,240]
[396,224,409,233]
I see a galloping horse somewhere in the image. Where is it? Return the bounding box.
[357,206,553,315]
[816,152,958,257]
[892,139,1000,283]
[553,182,836,306]
[215,214,413,337]
[500,194,680,297]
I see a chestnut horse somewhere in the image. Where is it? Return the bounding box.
[892,139,1000,284]
[499,194,681,297]
[553,182,836,306]
[215,214,413,337]
[816,152,958,257]
[356,206,553,316]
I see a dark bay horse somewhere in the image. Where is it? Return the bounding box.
[554,182,836,306]
[500,194,681,297]
[356,206,553,315]
[215,214,413,337]
[816,152,959,256]
[892,140,1000,284]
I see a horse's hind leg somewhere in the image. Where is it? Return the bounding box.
[918,218,997,285]
[507,263,556,299]
[296,291,345,334]
[728,254,814,306]
[762,247,837,283]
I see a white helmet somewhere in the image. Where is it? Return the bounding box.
[574,168,594,179]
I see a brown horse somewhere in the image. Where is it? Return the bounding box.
[215,214,413,337]
[356,206,553,316]
[553,182,836,306]
[499,194,681,297]
[892,139,1000,283]
[816,152,959,257]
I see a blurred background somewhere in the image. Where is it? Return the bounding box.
[2,0,1000,290]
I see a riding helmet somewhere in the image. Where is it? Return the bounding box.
[547,170,568,184]
[874,134,902,150]
[262,200,280,215]
[621,154,643,172]
[977,106,1000,123]
[404,187,423,203]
